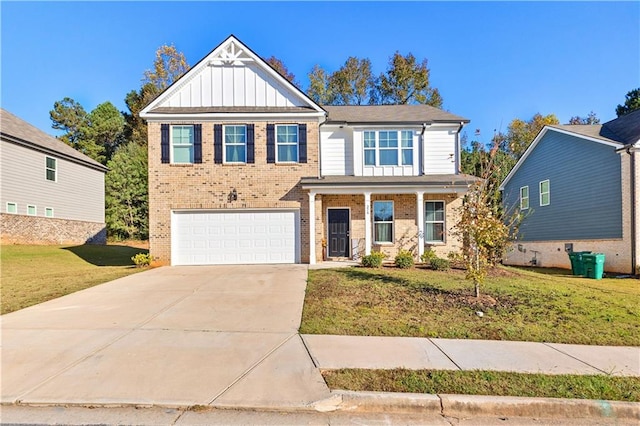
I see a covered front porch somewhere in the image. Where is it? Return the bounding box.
[301,175,478,264]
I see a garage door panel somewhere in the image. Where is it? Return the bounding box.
[172,210,298,265]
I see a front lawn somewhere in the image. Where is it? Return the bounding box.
[322,369,640,402]
[1,244,149,314]
[300,266,640,346]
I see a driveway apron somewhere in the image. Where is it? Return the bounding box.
[1,265,330,408]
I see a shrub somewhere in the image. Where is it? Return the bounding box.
[131,252,152,267]
[430,257,451,271]
[362,251,386,268]
[394,249,414,269]
[420,248,438,264]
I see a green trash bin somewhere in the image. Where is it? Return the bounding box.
[568,251,591,276]
[583,253,605,280]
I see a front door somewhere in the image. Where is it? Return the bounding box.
[328,209,350,257]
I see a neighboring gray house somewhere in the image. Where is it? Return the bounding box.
[500,110,640,274]
[1,108,108,244]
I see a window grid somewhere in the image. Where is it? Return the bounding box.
[520,186,529,210]
[46,157,57,181]
[363,130,413,167]
[276,125,298,162]
[425,201,446,243]
[224,125,247,163]
[540,180,550,206]
[373,200,394,243]
[172,125,194,164]
[364,131,376,166]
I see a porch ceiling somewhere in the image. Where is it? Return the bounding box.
[300,174,480,195]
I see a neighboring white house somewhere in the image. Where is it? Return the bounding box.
[140,35,479,265]
[0,108,108,244]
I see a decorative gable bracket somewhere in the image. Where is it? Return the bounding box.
[208,41,253,66]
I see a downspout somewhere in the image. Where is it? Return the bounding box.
[455,121,465,175]
[317,113,327,179]
[626,145,637,275]
[420,123,427,175]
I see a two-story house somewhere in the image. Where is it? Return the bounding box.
[141,35,478,265]
[1,108,108,244]
[500,110,640,274]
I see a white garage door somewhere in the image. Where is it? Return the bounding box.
[171,210,299,265]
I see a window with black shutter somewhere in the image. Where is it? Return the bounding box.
[161,124,170,163]
[214,124,223,164]
[266,124,275,163]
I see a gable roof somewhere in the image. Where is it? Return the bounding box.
[322,105,469,125]
[140,35,325,120]
[0,108,108,172]
[500,110,640,190]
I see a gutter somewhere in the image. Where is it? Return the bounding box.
[627,145,637,275]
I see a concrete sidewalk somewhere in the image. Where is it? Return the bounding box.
[302,335,640,376]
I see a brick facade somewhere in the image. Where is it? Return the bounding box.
[0,213,106,245]
[148,120,320,264]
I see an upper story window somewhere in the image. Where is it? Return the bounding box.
[224,125,247,163]
[172,125,194,164]
[363,130,413,167]
[276,125,298,162]
[46,157,57,181]
[539,180,550,206]
[373,200,394,243]
[425,201,445,243]
[520,186,529,210]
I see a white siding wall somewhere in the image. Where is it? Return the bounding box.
[423,126,457,175]
[165,63,304,108]
[320,127,354,175]
[0,141,105,223]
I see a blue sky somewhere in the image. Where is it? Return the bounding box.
[2,1,638,145]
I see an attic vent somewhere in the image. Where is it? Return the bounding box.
[209,42,254,66]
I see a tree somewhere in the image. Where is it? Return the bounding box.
[616,88,640,117]
[568,111,600,125]
[50,97,89,146]
[307,64,333,104]
[143,44,189,91]
[85,102,125,162]
[499,113,559,158]
[328,57,375,105]
[375,52,442,107]
[455,141,520,298]
[264,56,297,85]
[123,83,160,146]
[105,142,148,240]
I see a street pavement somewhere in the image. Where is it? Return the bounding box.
[1,264,638,424]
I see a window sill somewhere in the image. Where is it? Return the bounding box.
[425,242,446,246]
[169,163,195,167]
[374,242,394,246]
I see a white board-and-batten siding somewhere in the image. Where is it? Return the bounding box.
[423,127,457,175]
[0,141,105,223]
[165,63,304,108]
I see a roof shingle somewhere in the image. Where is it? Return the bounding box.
[321,104,469,124]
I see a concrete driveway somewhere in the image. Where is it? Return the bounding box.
[1,265,330,408]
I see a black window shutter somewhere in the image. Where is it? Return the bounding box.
[246,124,255,164]
[266,124,275,163]
[161,124,170,164]
[298,124,307,163]
[214,124,223,164]
[194,124,202,163]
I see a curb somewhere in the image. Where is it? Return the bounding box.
[332,391,640,420]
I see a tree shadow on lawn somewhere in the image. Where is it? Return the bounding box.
[339,268,459,297]
[63,245,148,267]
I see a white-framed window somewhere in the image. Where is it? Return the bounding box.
[224,125,246,163]
[45,207,54,218]
[171,125,194,164]
[520,186,529,210]
[373,200,394,243]
[27,205,36,216]
[276,124,298,162]
[363,130,414,166]
[540,180,550,206]
[425,201,446,243]
[6,202,17,214]
[46,156,57,181]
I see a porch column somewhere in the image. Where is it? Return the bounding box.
[308,192,316,264]
[416,191,425,258]
[364,192,372,255]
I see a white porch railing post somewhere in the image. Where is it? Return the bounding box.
[364,192,372,255]
[308,192,316,264]
[416,191,425,259]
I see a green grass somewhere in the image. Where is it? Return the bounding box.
[322,369,640,402]
[1,244,148,314]
[300,266,640,346]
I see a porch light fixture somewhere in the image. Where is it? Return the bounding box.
[228,188,238,203]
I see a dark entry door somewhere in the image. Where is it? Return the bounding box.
[328,209,350,257]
